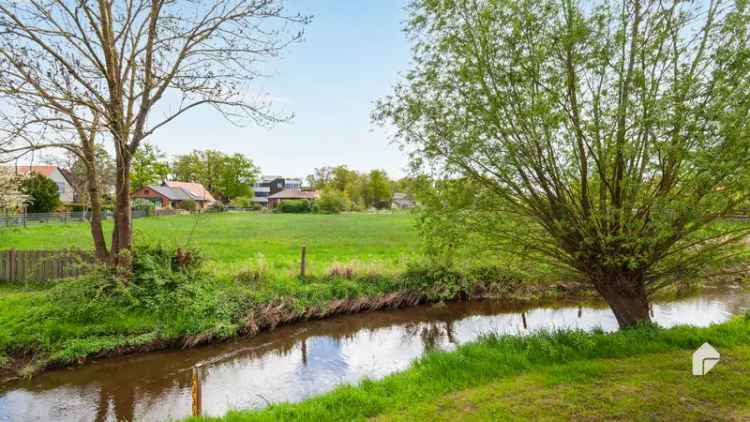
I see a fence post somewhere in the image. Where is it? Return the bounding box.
[192,364,203,417]
[300,246,306,278]
[9,249,17,283]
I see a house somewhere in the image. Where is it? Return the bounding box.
[253,176,304,207]
[267,189,319,208]
[132,181,216,210]
[6,165,77,203]
[392,192,416,209]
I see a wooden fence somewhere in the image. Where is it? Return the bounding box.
[0,249,93,283]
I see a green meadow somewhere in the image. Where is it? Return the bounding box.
[0,212,420,276]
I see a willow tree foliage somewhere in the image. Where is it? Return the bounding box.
[376,0,750,327]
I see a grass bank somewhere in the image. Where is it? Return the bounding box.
[0,241,563,383]
[185,316,750,422]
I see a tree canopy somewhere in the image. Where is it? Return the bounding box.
[20,172,60,213]
[130,144,170,193]
[376,0,750,327]
[306,165,397,210]
[172,150,258,202]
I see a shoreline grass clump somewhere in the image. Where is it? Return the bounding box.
[183,317,750,422]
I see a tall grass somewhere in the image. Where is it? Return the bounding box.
[187,317,750,422]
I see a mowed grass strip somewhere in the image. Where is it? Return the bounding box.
[375,347,750,422]
[185,316,750,422]
[0,212,419,273]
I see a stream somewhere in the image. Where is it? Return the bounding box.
[1,286,748,422]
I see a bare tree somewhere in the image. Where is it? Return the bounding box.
[0,0,309,264]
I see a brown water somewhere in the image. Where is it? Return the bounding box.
[1,286,749,422]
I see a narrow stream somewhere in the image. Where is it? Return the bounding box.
[1,286,748,422]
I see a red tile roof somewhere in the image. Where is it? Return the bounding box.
[163,181,216,203]
[8,165,58,177]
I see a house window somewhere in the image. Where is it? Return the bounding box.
[56,182,65,193]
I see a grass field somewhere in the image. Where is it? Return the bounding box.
[0,212,420,276]
[1,211,544,380]
[187,316,750,422]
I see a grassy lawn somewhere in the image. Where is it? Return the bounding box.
[0,212,420,276]
[375,348,750,421]
[188,316,750,422]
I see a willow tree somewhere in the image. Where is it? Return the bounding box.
[376,0,750,327]
[0,0,308,264]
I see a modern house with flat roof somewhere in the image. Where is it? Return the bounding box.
[253,176,304,207]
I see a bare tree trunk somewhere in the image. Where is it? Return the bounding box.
[85,165,109,262]
[111,157,132,266]
[594,276,651,328]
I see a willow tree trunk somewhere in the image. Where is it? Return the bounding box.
[593,276,651,328]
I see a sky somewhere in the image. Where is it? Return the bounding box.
[150,0,413,180]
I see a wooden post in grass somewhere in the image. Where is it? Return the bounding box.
[192,364,202,417]
[300,246,307,278]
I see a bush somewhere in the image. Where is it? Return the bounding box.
[132,198,156,216]
[468,265,523,293]
[236,253,271,286]
[401,262,470,301]
[230,196,254,209]
[318,189,351,214]
[65,203,87,212]
[177,199,197,212]
[279,199,312,213]
[20,173,60,212]
[209,201,225,212]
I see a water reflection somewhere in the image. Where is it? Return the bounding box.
[0,287,748,422]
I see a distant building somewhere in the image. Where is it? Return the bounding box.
[6,165,77,203]
[132,181,216,210]
[253,176,303,207]
[267,189,319,208]
[392,192,415,209]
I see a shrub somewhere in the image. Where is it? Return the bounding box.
[401,262,470,301]
[230,196,254,209]
[279,199,312,213]
[236,253,271,286]
[177,199,197,211]
[318,189,351,214]
[209,201,225,212]
[20,173,60,212]
[132,198,156,216]
[468,265,523,293]
[65,203,87,212]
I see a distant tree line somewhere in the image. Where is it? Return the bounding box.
[306,165,415,211]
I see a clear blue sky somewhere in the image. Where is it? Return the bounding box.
[152,0,412,180]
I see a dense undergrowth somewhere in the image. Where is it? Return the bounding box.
[0,244,546,380]
[186,315,750,421]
